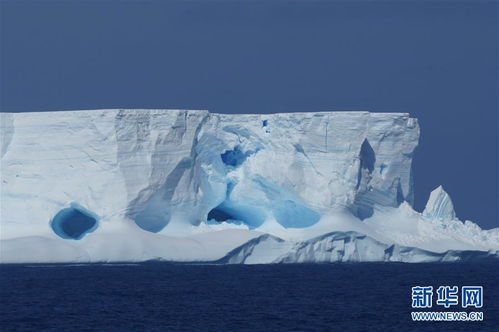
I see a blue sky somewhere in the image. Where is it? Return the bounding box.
[1,0,497,228]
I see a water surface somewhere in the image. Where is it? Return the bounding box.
[1,263,497,331]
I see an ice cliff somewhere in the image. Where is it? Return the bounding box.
[0,109,497,263]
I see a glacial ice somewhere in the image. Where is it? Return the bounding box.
[218,231,498,264]
[0,109,497,264]
[423,185,456,221]
[51,203,98,240]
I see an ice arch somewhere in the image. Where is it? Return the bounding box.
[207,207,235,222]
[206,180,266,228]
[51,204,98,240]
[207,201,266,228]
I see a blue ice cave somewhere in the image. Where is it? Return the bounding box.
[51,205,98,240]
[207,200,266,228]
[207,180,266,228]
[220,146,255,167]
[207,207,235,222]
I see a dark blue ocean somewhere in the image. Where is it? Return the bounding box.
[1,263,498,331]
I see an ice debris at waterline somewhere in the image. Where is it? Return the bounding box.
[1,109,497,263]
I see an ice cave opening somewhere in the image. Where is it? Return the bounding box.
[207,207,238,223]
[220,145,254,167]
[360,139,375,173]
[51,206,98,240]
[350,139,377,220]
[207,201,266,228]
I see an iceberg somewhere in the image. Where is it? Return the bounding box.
[422,185,456,221]
[0,109,497,263]
[218,231,498,264]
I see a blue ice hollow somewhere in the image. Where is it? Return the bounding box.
[272,200,321,228]
[51,204,98,240]
[221,145,254,167]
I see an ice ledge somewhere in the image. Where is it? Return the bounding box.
[217,231,499,264]
[0,108,413,118]
[2,230,497,264]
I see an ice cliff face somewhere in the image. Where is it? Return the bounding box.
[0,109,418,236]
[0,109,497,263]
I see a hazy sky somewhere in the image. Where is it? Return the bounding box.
[1,0,497,228]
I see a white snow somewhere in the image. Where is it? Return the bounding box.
[0,109,497,263]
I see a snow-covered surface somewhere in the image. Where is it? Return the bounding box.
[0,109,497,263]
[0,228,262,264]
